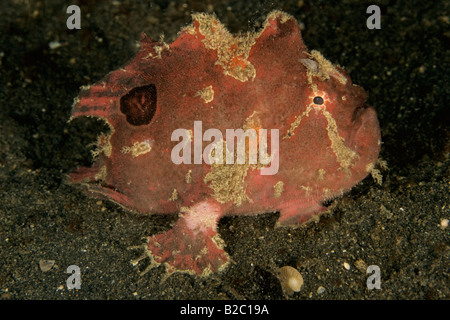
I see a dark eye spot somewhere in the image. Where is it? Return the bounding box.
[120,84,157,126]
[313,96,324,105]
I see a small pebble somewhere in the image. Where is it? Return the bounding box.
[49,41,62,50]
[317,286,326,295]
[343,262,350,270]
[39,259,55,272]
[355,259,367,273]
[440,218,448,230]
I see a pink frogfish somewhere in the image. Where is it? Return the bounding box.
[69,11,381,276]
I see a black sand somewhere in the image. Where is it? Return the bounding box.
[0,0,448,299]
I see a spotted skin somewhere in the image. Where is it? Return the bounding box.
[69,11,380,276]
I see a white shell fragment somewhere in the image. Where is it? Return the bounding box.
[278,266,304,296]
[39,259,55,272]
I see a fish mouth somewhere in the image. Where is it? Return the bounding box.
[350,102,380,140]
[352,102,371,123]
[348,103,381,153]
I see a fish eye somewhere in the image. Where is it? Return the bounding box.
[313,96,324,105]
